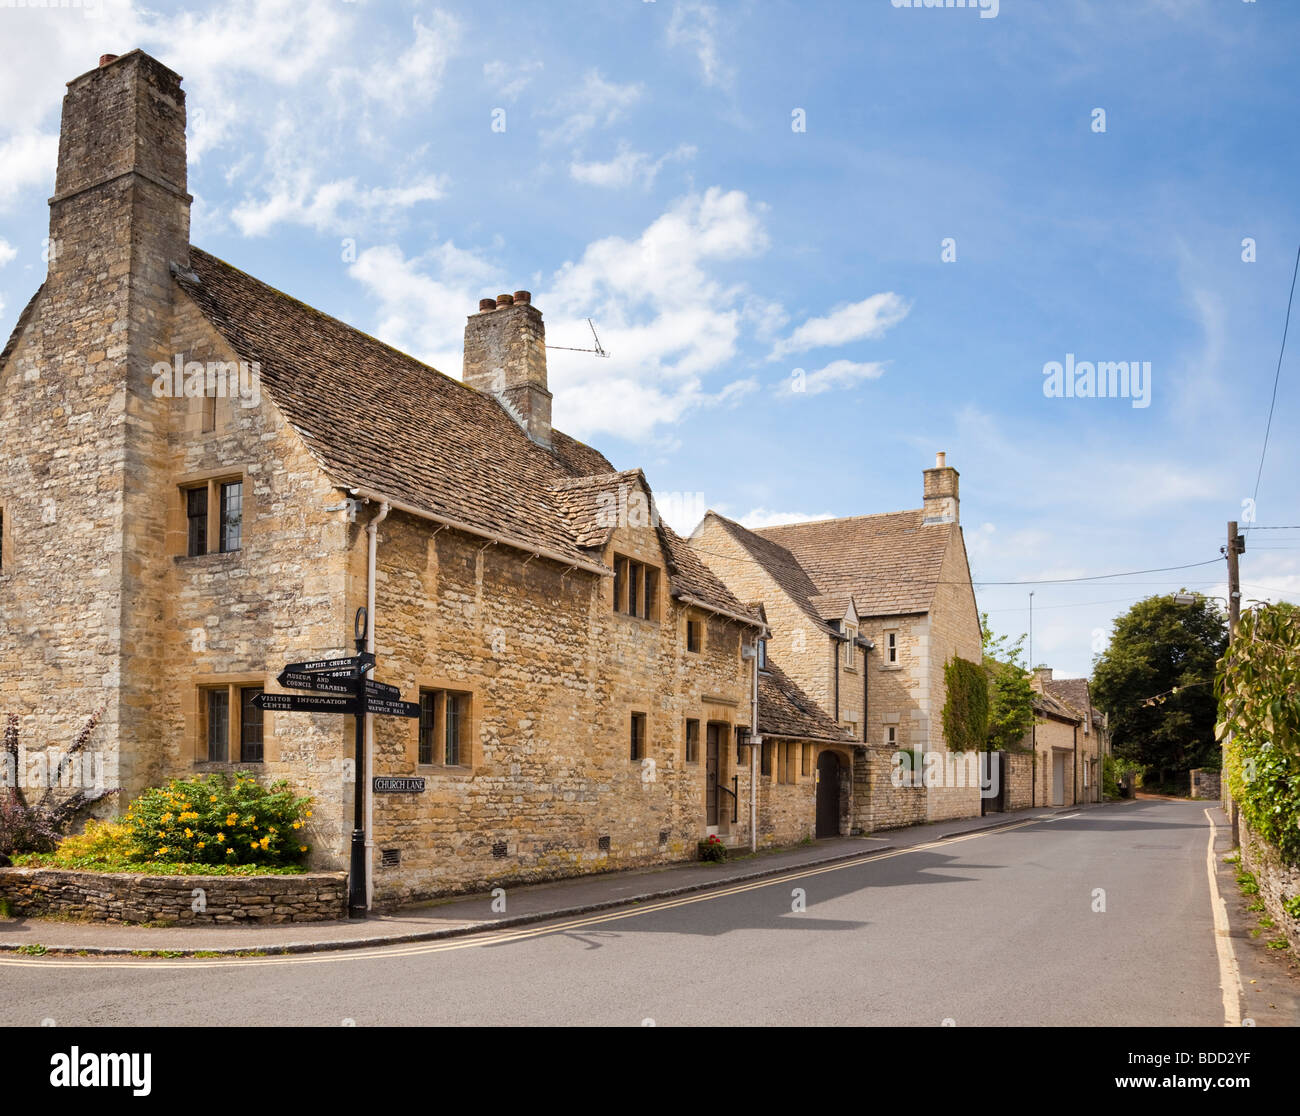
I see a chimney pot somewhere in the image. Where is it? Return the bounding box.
[513,290,531,305]
[496,293,514,308]
[478,298,497,312]
[99,54,119,68]
[936,451,946,468]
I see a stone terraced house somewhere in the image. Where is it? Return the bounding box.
[689,453,985,831]
[1028,669,1108,806]
[0,50,874,906]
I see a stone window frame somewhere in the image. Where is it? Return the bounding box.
[684,717,700,764]
[685,613,705,655]
[172,468,251,560]
[885,725,898,749]
[881,629,901,669]
[842,623,858,670]
[411,681,477,775]
[611,553,660,622]
[776,740,799,785]
[190,673,271,768]
[630,711,648,761]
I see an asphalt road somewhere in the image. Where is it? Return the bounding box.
[0,800,1230,1026]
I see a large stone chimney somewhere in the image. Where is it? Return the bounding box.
[48,50,191,299]
[462,291,552,449]
[922,451,959,525]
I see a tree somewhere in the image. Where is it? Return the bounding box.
[980,613,1036,751]
[1091,592,1227,789]
[942,655,988,752]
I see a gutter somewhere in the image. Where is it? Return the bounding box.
[347,485,609,577]
[672,591,767,632]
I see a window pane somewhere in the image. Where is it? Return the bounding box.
[187,487,208,557]
[613,558,625,613]
[220,481,242,553]
[644,567,655,618]
[631,713,644,760]
[206,689,229,762]
[240,687,264,763]
[445,693,463,766]
[686,719,699,763]
[629,564,641,617]
[757,640,766,669]
[418,692,437,765]
[760,742,771,776]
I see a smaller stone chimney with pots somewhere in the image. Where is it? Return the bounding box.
[462,291,552,449]
[922,451,959,525]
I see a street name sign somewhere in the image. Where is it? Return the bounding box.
[373,777,426,793]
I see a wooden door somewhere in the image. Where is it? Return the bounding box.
[705,724,720,826]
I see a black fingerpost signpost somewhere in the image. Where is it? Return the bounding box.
[257,606,420,920]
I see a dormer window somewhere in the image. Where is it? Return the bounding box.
[757,638,767,670]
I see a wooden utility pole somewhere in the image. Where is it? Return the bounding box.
[1226,520,1243,641]
[1224,521,1244,843]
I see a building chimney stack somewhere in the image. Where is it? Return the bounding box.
[922,451,959,525]
[99,54,119,67]
[463,291,552,449]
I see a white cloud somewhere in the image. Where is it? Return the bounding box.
[0,132,58,212]
[667,1,733,89]
[231,173,446,237]
[346,240,500,376]
[570,143,696,190]
[770,293,910,360]
[541,71,644,144]
[484,59,543,102]
[739,508,837,529]
[329,12,460,112]
[777,359,886,396]
[0,239,17,267]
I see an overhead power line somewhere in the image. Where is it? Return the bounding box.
[972,558,1223,586]
[1247,239,1300,526]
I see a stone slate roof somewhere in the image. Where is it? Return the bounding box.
[1034,689,1082,725]
[1042,677,1106,733]
[703,514,838,635]
[758,660,856,744]
[173,249,756,624]
[755,510,955,618]
[808,593,856,622]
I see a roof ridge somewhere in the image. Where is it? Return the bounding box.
[753,507,927,533]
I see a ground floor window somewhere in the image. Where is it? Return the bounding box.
[419,689,472,767]
[200,683,263,764]
[685,718,700,763]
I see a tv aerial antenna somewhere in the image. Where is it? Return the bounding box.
[546,318,610,358]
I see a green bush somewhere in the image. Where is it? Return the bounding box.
[942,655,989,753]
[1225,738,1300,868]
[122,773,312,868]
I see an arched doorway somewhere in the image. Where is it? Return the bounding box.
[816,750,842,837]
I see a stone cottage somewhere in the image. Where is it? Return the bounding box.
[689,453,985,831]
[0,50,849,906]
[1028,668,1107,806]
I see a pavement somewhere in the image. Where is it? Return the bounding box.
[0,801,1103,957]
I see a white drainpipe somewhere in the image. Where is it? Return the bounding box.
[365,501,390,908]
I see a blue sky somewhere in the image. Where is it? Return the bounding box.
[1,0,1297,676]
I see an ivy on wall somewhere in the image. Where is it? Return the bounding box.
[942,655,989,753]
